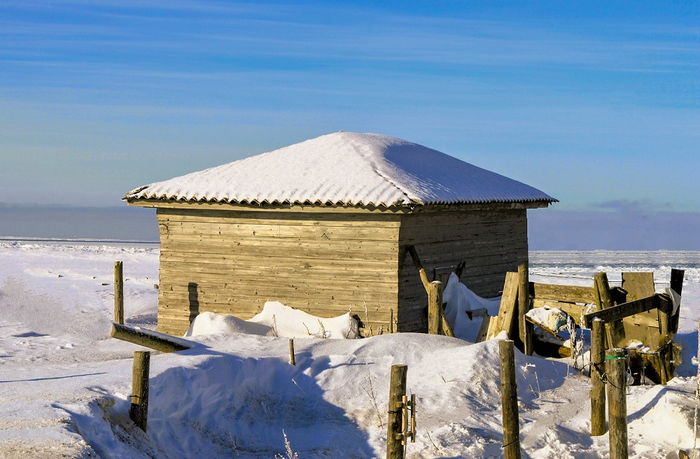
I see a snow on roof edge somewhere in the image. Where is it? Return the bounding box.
[123,132,558,207]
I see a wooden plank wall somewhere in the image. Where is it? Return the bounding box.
[156,208,401,335]
[398,209,529,333]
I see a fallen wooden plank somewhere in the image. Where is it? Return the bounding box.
[583,294,672,328]
[111,323,195,353]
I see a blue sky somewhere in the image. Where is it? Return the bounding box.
[1,0,698,218]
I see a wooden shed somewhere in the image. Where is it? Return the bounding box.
[125,132,556,335]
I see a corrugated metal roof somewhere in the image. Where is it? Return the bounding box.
[124,132,557,207]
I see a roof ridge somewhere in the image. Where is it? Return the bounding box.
[344,133,417,206]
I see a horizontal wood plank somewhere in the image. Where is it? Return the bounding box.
[531,283,597,304]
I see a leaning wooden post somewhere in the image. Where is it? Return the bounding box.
[114,261,124,325]
[499,340,522,459]
[130,351,150,432]
[386,364,408,459]
[606,348,628,459]
[289,339,296,365]
[428,281,443,335]
[517,262,532,356]
[590,318,607,436]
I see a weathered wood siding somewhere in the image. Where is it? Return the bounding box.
[397,209,529,332]
[156,208,401,335]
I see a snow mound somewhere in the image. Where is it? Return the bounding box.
[185,312,272,337]
[186,302,359,339]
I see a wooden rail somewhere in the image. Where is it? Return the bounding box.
[111,323,195,353]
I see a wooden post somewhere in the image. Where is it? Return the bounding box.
[518,262,532,356]
[590,319,607,436]
[386,364,408,459]
[670,268,685,296]
[499,340,522,459]
[606,348,628,459]
[669,268,685,334]
[130,351,150,432]
[428,281,443,335]
[289,339,295,365]
[114,261,124,325]
[594,272,616,347]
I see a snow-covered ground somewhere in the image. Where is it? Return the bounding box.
[0,242,698,458]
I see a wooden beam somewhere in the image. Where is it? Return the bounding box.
[584,294,672,328]
[530,283,596,304]
[406,245,431,290]
[518,262,532,356]
[487,272,519,340]
[114,261,124,325]
[111,323,195,353]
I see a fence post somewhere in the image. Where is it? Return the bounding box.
[289,339,296,365]
[114,261,124,325]
[606,348,628,459]
[428,281,443,335]
[590,318,607,436]
[386,365,408,459]
[499,340,522,459]
[594,272,617,347]
[130,351,150,432]
[518,262,532,356]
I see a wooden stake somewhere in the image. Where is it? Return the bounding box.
[289,339,296,365]
[130,351,150,432]
[428,281,443,335]
[606,348,628,459]
[386,365,408,459]
[499,340,522,459]
[590,319,607,436]
[114,261,124,325]
[518,262,532,356]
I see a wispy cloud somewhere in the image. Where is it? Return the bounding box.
[594,199,675,214]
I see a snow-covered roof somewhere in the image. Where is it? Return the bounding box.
[125,132,556,208]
